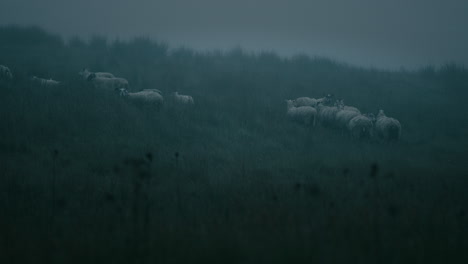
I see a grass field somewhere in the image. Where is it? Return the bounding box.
[1,25,468,263]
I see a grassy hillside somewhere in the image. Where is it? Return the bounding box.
[1,25,468,263]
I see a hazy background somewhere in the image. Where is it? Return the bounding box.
[1,0,467,69]
[1,3,468,261]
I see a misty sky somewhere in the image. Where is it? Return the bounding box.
[1,0,467,69]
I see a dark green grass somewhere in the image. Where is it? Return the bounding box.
[1,25,468,263]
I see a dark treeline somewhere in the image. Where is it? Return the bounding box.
[0,25,467,263]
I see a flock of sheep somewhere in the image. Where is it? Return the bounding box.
[0,64,194,108]
[1,64,401,141]
[286,95,401,141]
[77,68,195,107]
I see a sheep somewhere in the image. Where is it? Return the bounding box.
[343,106,360,113]
[316,102,340,127]
[0,65,13,80]
[321,94,336,106]
[375,110,401,141]
[286,100,317,126]
[88,74,129,91]
[79,68,115,80]
[293,97,326,107]
[335,109,361,131]
[347,114,374,139]
[143,89,162,94]
[336,99,360,113]
[173,92,194,105]
[120,88,163,108]
[31,76,61,87]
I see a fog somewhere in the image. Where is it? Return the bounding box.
[1,2,468,263]
[1,0,467,69]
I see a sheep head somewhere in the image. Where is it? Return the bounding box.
[4,69,12,79]
[79,68,90,78]
[323,94,334,106]
[377,110,385,119]
[86,73,96,81]
[335,99,345,109]
[285,99,294,109]
[119,88,129,97]
[365,113,376,123]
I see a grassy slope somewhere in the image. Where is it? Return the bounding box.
[0,26,468,263]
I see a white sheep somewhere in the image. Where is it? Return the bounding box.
[316,102,340,127]
[286,99,317,126]
[79,68,115,80]
[375,110,401,141]
[335,109,361,131]
[347,114,374,139]
[31,76,61,87]
[120,88,163,108]
[292,97,326,107]
[293,94,336,107]
[143,89,162,94]
[88,75,129,91]
[173,92,194,104]
[336,99,360,113]
[345,106,359,113]
[0,65,13,80]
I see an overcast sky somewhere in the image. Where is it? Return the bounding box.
[1,0,467,69]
